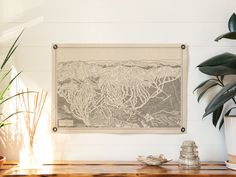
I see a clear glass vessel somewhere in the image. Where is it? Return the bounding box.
[178,140,200,169]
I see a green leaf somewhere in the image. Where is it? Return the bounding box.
[0,69,11,84]
[215,32,236,42]
[212,105,223,127]
[0,122,11,128]
[203,80,236,117]
[197,83,219,102]
[0,111,24,125]
[0,71,21,101]
[228,13,236,32]
[0,30,23,70]
[214,13,236,41]
[0,91,37,105]
[219,118,224,130]
[225,107,236,116]
[220,106,236,129]
[193,79,217,92]
[1,44,19,69]
[198,53,236,67]
[197,53,236,76]
[199,65,236,76]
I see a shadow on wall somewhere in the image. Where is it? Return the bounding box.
[0,8,51,160]
[0,89,53,161]
[0,0,44,43]
[0,0,45,22]
[0,116,24,160]
[0,76,53,161]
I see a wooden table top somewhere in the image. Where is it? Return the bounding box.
[1,161,236,177]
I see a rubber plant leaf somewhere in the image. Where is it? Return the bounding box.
[225,107,236,116]
[198,65,236,76]
[218,107,236,130]
[228,13,236,32]
[215,13,236,41]
[212,105,223,127]
[215,32,236,42]
[219,118,224,130]
[197,83,219,102]
[203,80,236,117]
[197,53,236,76]
[193,79,218,92]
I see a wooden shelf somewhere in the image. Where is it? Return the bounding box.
[1,161,236,177]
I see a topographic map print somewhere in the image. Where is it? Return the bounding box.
[57,60,181,129]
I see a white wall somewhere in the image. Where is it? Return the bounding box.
[1,0,236,162]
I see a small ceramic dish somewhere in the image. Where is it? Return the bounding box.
[137,154,171,166]
[225,160,236,170]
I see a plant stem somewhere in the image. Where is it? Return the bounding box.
[217,76,224,87]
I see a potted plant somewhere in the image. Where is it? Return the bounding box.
[194,13,236,165]
[0,31,24,166]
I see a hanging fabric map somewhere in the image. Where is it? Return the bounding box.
[52,44,188,133]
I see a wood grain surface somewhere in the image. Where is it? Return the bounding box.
[1,161,236,177]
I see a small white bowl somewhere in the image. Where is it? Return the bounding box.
[225,160,236,170]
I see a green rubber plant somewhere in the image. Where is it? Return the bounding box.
[0,31,24,128]
[194,13,236,130]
